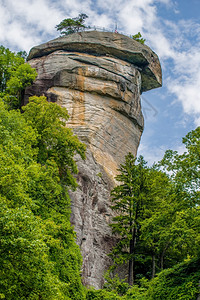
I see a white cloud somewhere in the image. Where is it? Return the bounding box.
[138,136,187,165]
[163,21,200,126]
[138,142,167,165]
[169,79,200,126]
[0,0,60,50]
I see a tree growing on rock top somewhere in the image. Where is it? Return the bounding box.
[56,13,88,35]
[132,32,146,44]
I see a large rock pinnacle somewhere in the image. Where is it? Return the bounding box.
[25,31,162,288]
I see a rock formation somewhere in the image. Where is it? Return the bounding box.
[25,31,162,289]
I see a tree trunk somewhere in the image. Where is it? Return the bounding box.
[160,241,170,270]
[128,257,134,286]
[128,225,134,285]
[128,203,139,285]
[160,251,164,270]
[152,254,156,279]
[196,281,200,300]
[128,225,137,285]
[20,89,25,109]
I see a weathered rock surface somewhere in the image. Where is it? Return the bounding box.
[27,31,162,93]
[25,31,162,288]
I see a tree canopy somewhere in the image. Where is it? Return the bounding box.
[132,32,146,44]
[0,43,199,299]
[108,127,200,292]
[160,126,200,207]
[0,96,86,299]
[0,45,37,109]
[110,154,149,285]
[56,13,88,35]
[0,44,87,299]
[109,155,176,284]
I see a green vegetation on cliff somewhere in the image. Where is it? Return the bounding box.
[56,13,88,35]
[109,155,175,284]
[0,97,86,299]
[0,45,199,299]
[0,48,86,298]
[132,32,146,44]
[87,257,200,299]
[88,125,200,299]
[0,46,37,109]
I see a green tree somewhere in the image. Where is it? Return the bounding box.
[138,168,175,277]
[0,97,86,299]
[158,127,200,265]
[0,46,37,109]
[0,201,65,300]
[5,63,37,109]
[0,46,24,93]
[160,126,200,207]
[22,96,86,299]
[56,13,88,35]
[139,191,200,275]
[0,99,61,299]
[109,151,200,284]
[132,32,146,44]
[139,127,200,274]
[110,154,149,285]
[22,95,86,188]
[145,257,200,300]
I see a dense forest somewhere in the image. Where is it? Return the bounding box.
[0,46,199,299]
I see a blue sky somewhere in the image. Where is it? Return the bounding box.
[0,0,199,164]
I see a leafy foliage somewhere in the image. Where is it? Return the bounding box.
[110,154,150,284]
[0,45,37,109]
[0,97,86,299]
[109,154,178,283]
[22,96,86,188]
[89,258,200,299]
[1,43,199,299]
[86,288,121,300]
[0,46,24,93]
[104,273,129,296]
[160,126,200,207]
[132,32,146,44]
[56,13,88,35]
[146,257,200,300]
[109,126,200,290]
[0,202,63,300]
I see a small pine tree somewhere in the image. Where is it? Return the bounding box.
[56,13,88,35]
[132,32,146,44]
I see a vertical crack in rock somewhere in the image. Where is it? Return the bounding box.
[25,31,162,289]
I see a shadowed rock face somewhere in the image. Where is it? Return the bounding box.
[25,31,162,289]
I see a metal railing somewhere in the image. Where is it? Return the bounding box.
[74,25,133,38]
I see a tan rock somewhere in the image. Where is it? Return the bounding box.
[25,31,162,288]
[27,31,162,93]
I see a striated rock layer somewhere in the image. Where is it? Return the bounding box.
[25,31,162,288]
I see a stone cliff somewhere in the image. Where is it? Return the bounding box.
[25,31,162,288]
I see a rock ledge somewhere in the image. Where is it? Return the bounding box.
[28,31,162,92]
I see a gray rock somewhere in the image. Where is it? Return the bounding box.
[27,31,162,93]
[25,31,162,289]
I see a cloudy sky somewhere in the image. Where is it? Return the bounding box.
[0,0,200,164]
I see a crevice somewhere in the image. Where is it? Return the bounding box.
[52,81,136,103]
[69,56,135,83]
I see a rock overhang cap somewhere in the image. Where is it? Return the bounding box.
[27,31,162,93]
